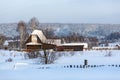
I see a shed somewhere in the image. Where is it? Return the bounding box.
[57,43,88,51]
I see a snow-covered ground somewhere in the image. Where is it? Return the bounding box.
[0,49,120,80]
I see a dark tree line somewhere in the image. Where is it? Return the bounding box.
[60,32,85,43]
[106,32,120,40]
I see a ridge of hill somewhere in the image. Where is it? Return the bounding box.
[0,23,120,38]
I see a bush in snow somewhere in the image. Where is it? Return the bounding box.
[105,51,112,57]
[39,50,58,64]
[5,58,13,62]
[69,51,75,56]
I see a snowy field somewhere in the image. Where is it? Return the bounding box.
[0,49,120,80]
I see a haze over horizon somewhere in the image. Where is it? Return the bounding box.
[0,0,120,24]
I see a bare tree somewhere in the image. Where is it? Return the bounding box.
[26,49,57,64]
[43,27,55,38]
[38,49,57,64]
[29,17,39,31]
[44,50,57,64]
[0,34,6,48]
[17,21,28,49]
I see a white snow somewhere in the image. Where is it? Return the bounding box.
[3,41,9,46]
[26,42,42,45]
[0,49,120,80]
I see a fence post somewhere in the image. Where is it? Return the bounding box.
[84,59,88,65]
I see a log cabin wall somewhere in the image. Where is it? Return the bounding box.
[57,45,84,51]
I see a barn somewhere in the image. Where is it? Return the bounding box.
[57,43,88,51]
[25,30,88,51]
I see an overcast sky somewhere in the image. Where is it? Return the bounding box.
[0,0,120,24]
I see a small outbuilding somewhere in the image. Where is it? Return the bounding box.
[57,43,88,51]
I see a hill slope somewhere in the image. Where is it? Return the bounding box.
[0,23,120,38]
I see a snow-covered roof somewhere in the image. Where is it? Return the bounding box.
[31,30,61,45]
[46,39,61,45]
[3,40,20,46]
[108,42,120,47]
[92,46,118,49]
[26,42,42,45]
[3,41,9,46]
[31,30,47,43]
[29,30,88,49]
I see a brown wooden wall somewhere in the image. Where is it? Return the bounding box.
[27,45,41,50]
[57,45,84,51]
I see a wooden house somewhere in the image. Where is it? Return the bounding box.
[25,30,88,52]
[25,30,57,51]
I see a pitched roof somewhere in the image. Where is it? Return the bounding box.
[26,42,42,45]
[31,30,47,43]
